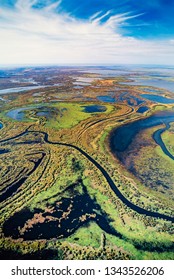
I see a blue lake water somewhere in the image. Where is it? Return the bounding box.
[97,96,115,103]
[6,106,57,121]
[122,78,174,92]
[6,106,40,121]
[110,111,174,153]
[82,105,106,113]
[141,94,174,104]
[137,106,149,113]
[0,123,3,129]
[6,108,29,121]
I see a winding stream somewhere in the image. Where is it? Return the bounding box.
[0,123,173,222]
[0,153,46,203]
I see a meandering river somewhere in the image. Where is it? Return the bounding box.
[0,123,173,222]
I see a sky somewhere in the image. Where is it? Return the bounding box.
[0,0,174,66]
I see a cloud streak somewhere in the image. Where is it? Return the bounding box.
[0,0,173,65]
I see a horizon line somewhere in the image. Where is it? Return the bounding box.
[1,63,174,69]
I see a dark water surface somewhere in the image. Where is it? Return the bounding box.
[110,111,174,155]
[3,182,122,240]
[137,106,149,113]
[0,123,173,222]
[0,153,46,203]
[82,105,106,113]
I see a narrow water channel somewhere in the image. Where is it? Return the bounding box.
[0,124,173,222]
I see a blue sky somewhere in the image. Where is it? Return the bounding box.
[0,0,174,65]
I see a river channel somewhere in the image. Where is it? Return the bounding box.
[0,122,173,222]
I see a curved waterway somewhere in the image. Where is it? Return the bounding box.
[0,153,46,203]
[153,123,174,161]
[110,111,174,160]
[0,126,173,222]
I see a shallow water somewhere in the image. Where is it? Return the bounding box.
[0,85,47,94]
[36,111,50,117]
[123,78,174,92]
[141,94,174,104]
[6,108,27,121]
[97,95,116,103]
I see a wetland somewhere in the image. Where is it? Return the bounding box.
[0,65,174,260]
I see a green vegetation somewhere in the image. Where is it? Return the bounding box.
[0,67,173,260]
[45,103,114,129]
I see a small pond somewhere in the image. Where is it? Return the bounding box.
[82,105,106,113]
[137,106,149,113]
[6,106,55,121]
[6,107,31,121]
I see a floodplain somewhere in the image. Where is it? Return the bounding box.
[0,65,173,260]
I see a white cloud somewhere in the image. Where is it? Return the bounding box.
[0,0,173,65]
[15,0,38,11]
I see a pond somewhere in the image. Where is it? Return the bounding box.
[6,107,30,121]
[82,105,106,113]
[137,106,149,113]
[7,106,60,121]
